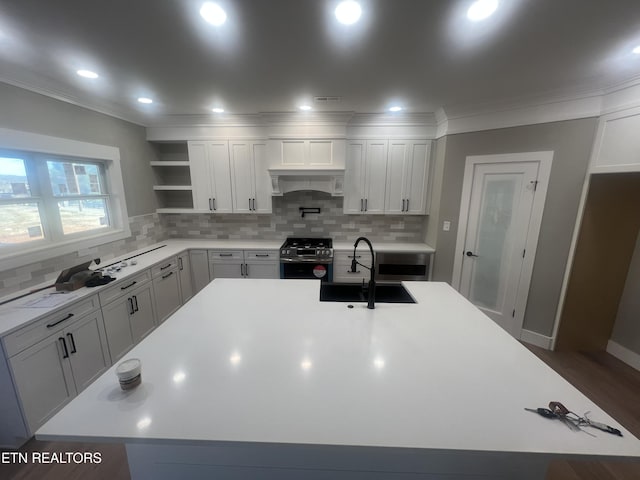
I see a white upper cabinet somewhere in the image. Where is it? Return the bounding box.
[271,139,345,168]
[591,106,640,173]
[385,140,431,215]
[229,141,272,214]
[188,141,233,213]
[345,139,431,215]
[344,140,388,214]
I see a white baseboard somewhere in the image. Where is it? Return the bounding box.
[607,340,640,372]
[520,329,553,350]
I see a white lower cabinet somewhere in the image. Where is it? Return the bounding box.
[102,282,156,363]
[190,249,212,293]
[152,258,182,324]
[8,307,110,434]
[178,252,194,302]
[209,249,279,279]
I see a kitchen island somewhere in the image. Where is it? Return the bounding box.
[37,280,640,479]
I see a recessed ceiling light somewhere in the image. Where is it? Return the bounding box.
[467,0,499,21]
[298,105,312,111]
[212,107,225,113]
[137,97,153,104]
[335,0,362,25]
[389,106,403,112]
[200,2,227,26]
[633,45,640,54]
[76,69,99,79]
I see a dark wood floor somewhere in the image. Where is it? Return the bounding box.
[1,345,639,480]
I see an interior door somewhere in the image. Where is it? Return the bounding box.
[455,159,544,337]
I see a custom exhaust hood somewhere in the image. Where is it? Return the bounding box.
[268,168,345,196]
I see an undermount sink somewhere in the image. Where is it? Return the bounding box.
[319,283,416,304]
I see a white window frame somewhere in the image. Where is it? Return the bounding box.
[0,128,130,272]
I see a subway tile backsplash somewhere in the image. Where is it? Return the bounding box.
[0,213,165,296]
[1,193,426,296]
[162,191,425,243]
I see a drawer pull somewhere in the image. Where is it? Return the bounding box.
[160,263,172,270]
[347,255,362,259]
[67,333,77,354]
[218,253,233,257]
[59,337,69,359]
[255,254,270,257]
[162,271,174,280]
[120,281,137,291]
[128,297,135,315]
[47,313,74,328]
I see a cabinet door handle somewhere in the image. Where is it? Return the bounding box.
[160,263,172,270]
[249,198,252,210]
[406,199,409,211]
[360,199,363,211]
[178,257,183,270]
[209,198,213,211]
[402,199,406,211]
[59,337,69,359]
[132,295,139,312]
[245,264,249,277]
[365,198,368,211]
[162,271,174,280]
[128,297,135,315]
[121,281,137,291]
[240,264,244,276]
[47,313,74,329]
[213,198,216,211]
[66,333,77,354]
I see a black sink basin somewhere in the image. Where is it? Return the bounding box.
[319,283,416,303]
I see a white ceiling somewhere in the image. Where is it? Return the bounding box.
[1,0,640,126]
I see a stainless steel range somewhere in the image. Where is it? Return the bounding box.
[279,237,333,282]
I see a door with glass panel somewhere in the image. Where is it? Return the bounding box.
[453,153,552,338]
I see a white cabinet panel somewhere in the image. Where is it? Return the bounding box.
[211,262,244,279]
[190,250,211,294]
[130,285,156,340]
[364,140,389,214]
[385,140,431,215]
[153,268,181,323]
[10,335,76,433]
[188,141,233,213]
[308,140,333,166]
[245,262,279,279]
[344,141,366,213]
[178,252,194,303]
[66,311,111,393]
[230,141,272,214]
[101,298,135,363]
[281,141,306,166]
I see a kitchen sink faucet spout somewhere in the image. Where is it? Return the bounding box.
[352,237,376,309]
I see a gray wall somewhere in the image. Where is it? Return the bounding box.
[0,82,157,216]
[432,118,599,336]
[611,230,640,354]
[424,136,446,247]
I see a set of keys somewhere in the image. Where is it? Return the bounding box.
[524,401,623,436]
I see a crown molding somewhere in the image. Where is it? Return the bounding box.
[0,76,147,127]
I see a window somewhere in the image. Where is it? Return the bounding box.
[0,128,129,271]
[0,152,113,251]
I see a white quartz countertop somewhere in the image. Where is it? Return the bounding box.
[37,280,640,460]
[0,239,433,337]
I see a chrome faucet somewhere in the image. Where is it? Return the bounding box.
[351,237,376,309]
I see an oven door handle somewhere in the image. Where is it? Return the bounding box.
[280,258,333,264]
